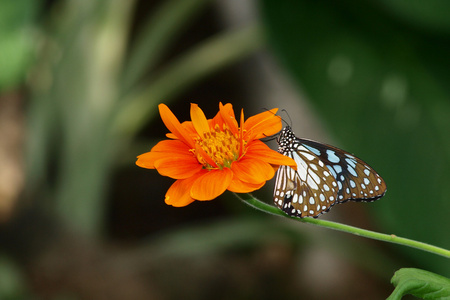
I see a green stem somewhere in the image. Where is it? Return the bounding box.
[235,193,450,259]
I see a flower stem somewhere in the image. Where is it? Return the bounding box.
[234,193,450,258]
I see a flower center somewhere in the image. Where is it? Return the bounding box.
[194,125,242,170]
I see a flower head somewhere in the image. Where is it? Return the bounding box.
[136,103,296,207]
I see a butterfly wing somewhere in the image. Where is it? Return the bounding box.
[299,138,387,203]
[273,150,340,218]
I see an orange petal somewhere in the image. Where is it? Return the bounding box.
[136,140,192,169]
[159,104,195,147]
[136,152,166,169]
[245,140,297,168]
[182,121,197,135]
[239,108,245,157]
[231,157,275,184]
[210,108,224,130]
[166,121,196,139]
[151,139,191,154]
[165,177,200,207]
[227,177,265,193]
[244,108,282,141]
[190,103,210,138]
[154,156,202,179]
[190,168,233,200]
[219,103,239,135]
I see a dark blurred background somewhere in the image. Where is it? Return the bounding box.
[0,0,449,299]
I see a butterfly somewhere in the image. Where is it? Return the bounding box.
[273,126,387,218]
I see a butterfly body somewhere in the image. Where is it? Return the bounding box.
[274,126,386,218]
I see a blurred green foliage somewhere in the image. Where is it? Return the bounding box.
[260,0,450,275]
[0,256,30,299]
[0,0,38,91]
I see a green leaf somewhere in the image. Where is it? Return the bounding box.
[388,268,450,300]
[260,0,450,275]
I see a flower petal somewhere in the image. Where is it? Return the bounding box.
[244,108,282,141]
[219,103,239,135]
[239,108,245,157]
[165,177,200,207]
[245,140,297,168]
[210,108,224,130]
[166,121,196,139]
[227,177,265,193]
[136,152,165,169]
[159,104,194,147]
[190,168,233,200]
[231,157,275,184]
[136,140,192,169]
[154,156,202,179]
[190,103,210,138]
[151,139,191,154]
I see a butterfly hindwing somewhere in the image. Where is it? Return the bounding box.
[274,151,339,218]
[274,126,387,218]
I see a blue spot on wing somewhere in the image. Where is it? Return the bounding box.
[303,144,321,156]
[326,149,340,163]
[333,165,343,174]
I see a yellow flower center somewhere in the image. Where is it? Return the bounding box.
[194,125,242,170]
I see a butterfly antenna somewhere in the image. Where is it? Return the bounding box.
[281,109,292,128]
[262,107,291,128]
[260,107,284,141]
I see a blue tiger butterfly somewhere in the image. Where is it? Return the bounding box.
[274,126,387,218]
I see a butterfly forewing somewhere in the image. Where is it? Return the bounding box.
[301,139,387,202]
[274,126,387,218]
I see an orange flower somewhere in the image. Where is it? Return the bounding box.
[136,103,296,207]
